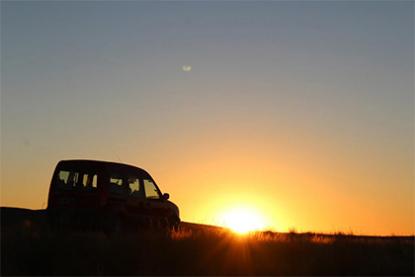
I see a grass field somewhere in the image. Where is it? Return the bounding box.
[1,207,414,275]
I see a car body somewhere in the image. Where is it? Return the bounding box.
[47,159,180,232]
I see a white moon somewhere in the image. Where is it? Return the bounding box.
[182,65,192,72]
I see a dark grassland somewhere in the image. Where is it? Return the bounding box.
[1,207,414,275]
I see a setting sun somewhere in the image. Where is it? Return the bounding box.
[219,207,267,234]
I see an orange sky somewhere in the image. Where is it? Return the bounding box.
[1,1,414,235]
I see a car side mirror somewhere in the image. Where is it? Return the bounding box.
[162,193,170,200]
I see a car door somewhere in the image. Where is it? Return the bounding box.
[124,176,146,217]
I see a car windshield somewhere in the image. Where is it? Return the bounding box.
[143,179,160,199]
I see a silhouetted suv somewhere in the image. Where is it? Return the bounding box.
[47,160,180,233]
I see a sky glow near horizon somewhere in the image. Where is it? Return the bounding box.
[1,1,414,235]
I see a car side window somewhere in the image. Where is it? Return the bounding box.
[109,176,130,196]
[143,179,160,199]
[128,178,139,192]
[56,170,79,190]
[67,171,79,187]
[81,173,98,190]
[128,177,143,198]
[57,170,70,186]
[110,177,123,186]
[56,169,100,192]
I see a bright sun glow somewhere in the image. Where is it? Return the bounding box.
[219,207,266,234]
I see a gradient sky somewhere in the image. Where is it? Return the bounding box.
[1,1,414,235]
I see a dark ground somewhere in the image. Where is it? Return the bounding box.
[1,207,414,276]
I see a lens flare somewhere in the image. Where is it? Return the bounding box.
[182,65,192,72]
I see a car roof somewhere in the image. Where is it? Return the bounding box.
[56,159,152,178]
